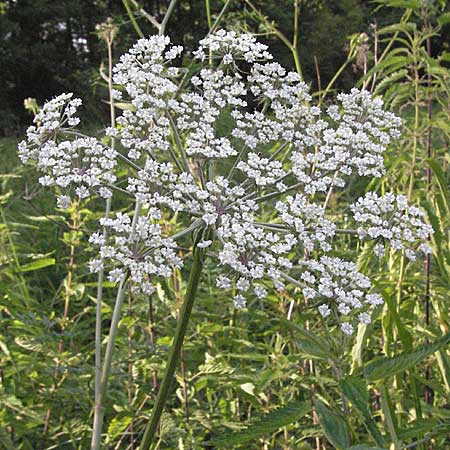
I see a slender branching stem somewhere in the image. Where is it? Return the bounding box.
[160,0,178,35]
[166,111,193,177]
[92,30,115,449]
[91,273,129,450]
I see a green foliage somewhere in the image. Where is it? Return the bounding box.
[209,401,310,447]
[314,399,351,450]
[363,333,450,381]
[339,377,385,447]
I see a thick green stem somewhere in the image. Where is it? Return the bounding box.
[139,245,207,450]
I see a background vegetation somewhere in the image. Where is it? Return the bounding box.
[0,0,450,449]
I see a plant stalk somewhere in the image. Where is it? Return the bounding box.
[139,243,207,450]
[91,274,129,450]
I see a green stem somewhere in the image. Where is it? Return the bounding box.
[122,0,145,38]
[95,198,111,406]
[380,384,400,450]
[91,274,129,450]
[292,0,302,78]
[205,0,212,29]
[160,0,178,35]
[139,244,207,450]
[319,56,354,105]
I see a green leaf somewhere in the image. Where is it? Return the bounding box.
[226,353,268,362]
[107,414,132,440]
[436,350,450,392]
[363,332,450,382]
[18,258,55,272]
[349,446,387,450]
[438,12,450,26]
[379,0,420,9]
[208,401,310,447]
[314,399,351,450]
[113,101,136,111]
[339,377,385,447]
[427,158,450,214]
[281,319,332,360]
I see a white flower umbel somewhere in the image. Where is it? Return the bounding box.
[351,192,433,260]
[19,30,437,450]
[89,212,182,294]
[19,31,432,335]
[18,94,118,207]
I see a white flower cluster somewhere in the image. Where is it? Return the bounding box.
[216,215,297,308]
[300,256,384,335]
[351,192,433,260]
[18,94,117,208]
[19,31,433,334]
[110,35,182,160]
[18,93,81,163]
[193,29,272,64]
[276,194,336,252]
[89,212,182,295]
[237,153,286,187]
[290,89,402,195]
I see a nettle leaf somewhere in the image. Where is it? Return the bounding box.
[397,419,448,440]
[427,158,450,214]
[281,319,332,360]
[314,399,351,450]
[339,377,385,447]
[107,414,132,440]
[208,401,310,447]
[436,350,450,392]
[363,332,450,382]
[18,257,55,272]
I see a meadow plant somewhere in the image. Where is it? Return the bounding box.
[18,30,433,449]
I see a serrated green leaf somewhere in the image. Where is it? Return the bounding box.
[339,377,385,447]
[427,158,450,214]
[438,12,450,26]
[281,319,331,360]
[364,332,450,381]
[208,401,310,447]
[436,350,450,392]
[107,414,132,440]
[314,399,351,450]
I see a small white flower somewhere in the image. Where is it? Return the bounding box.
[254,286,267,299]
[216,275,232,289]
[318,304,331,317]
[197,240,212,248]
[233,294,247,309]
[358,312,371,324]
[341,322,354,335]
[56,195,71,210]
